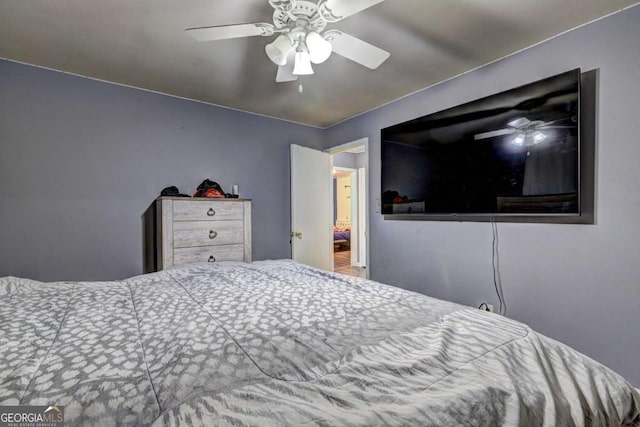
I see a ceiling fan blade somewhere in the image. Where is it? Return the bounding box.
[319,0,385,22]
[276,50,298,83]
[537,126,574,129]
[474,128,516,140]
[324,30,390,69]
[507,117,531,128]
[538,118,575,127]
[186,23,274,42]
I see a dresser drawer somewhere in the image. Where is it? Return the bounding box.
[173,220,244,248]
[173,244,245,264]
[172,200,244,221]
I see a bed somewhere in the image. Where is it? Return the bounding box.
[333,219,351,250]
[1,260,639,426]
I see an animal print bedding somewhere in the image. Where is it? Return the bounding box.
[1,260,638,426]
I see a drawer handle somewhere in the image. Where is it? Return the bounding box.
[207,208,216,217]
[209,230,218,239]
[208,255,216,263]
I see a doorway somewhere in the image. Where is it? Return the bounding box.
[289,139,369,277]
[327,139,368,279]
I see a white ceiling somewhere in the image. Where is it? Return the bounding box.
[1,0,638,127]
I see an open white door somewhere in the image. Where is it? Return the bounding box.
[290,144,333,270]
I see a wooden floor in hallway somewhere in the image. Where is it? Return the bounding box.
[333,250,367,278]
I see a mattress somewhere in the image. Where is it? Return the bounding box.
[1,260,638,426]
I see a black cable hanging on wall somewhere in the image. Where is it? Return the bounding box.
[491,218,507,315]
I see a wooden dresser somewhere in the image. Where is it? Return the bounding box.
[150,197,251,271]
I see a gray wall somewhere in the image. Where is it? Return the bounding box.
[333,151,366,170]
[332,152,357,169]
[323,6,640,386]
[0,60,324,281]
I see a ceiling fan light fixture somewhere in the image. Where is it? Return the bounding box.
[293,48,314,75]
[306,31,332,64]
[265,34,293,66]
[511,132,526,147]
[531,130,547,144]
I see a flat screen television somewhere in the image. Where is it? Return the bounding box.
[381,69,585,221]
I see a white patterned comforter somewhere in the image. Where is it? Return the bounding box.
[1,260,638,426]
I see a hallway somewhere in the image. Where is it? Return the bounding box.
[333,250,366,279]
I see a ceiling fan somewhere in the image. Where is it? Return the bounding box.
[474,117,574,147]
[186,0,390,83]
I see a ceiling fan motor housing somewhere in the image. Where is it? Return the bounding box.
[272,1,327,33]
[269,0,297,13]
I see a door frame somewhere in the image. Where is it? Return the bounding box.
[326,137,370,278]
[332,166,359,266]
